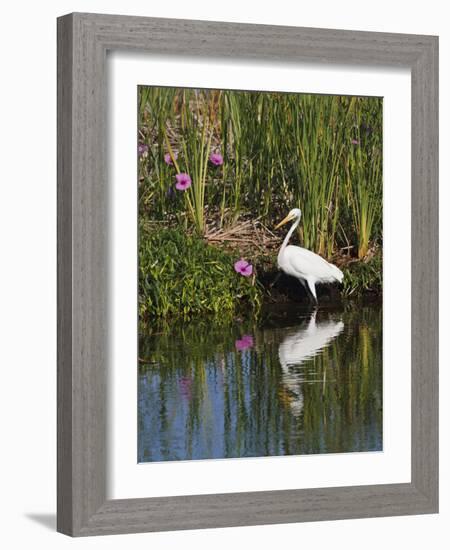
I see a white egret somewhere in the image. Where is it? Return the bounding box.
[275,208,343,303]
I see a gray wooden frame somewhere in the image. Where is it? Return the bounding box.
[57,12,438,537]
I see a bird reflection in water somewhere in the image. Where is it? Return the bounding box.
[278,310,344,416]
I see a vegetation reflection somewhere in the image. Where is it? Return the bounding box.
[138,305,382,462]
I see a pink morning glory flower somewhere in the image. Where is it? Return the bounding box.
[234,258,253,277]
[138,143,148,156]
[175,173,192,191]
[164,151,178,165]
[351,139,360,145]
[209,152,224,166]
[235,335,254,351]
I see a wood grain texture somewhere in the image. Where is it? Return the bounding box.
[76,484,434,536]
[57,12,108,535]
[57,12,439,537]
[57,13,74,535]
[410,35,439,506]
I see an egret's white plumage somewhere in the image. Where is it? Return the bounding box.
[275,208,343,302]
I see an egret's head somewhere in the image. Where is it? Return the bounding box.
[275,208,301,230]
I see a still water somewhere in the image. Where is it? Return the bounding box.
[138,304,382,462]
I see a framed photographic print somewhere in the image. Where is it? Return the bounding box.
[57,13,438,536]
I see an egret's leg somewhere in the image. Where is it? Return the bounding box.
[298,278,311,302]
[306,279,318,303]
[299,278,315,304]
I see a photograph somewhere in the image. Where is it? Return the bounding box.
[137,86,383,463]
[0,0,442,543]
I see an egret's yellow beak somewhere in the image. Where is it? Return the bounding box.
[275,213,295,230]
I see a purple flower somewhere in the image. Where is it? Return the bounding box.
[164,151,178,165]
[351,139,360,145]
[175,173,192,191]
[235,335,254,351]
[138,143,148,156]
[209,152,224,166]
[234,258,253,277]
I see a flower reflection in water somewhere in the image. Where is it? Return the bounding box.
[235,334,254,351]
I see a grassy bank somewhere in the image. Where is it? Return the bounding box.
[138,87,383,322]
[139,224,381,325]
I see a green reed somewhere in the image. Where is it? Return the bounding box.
[139,87,383,260]
[344,98,383,258]
[285,94,352,257]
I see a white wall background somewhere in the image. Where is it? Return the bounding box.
[0,1,447,548]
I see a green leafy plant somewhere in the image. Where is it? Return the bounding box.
[139,227,262,322]
[341,254,382,297]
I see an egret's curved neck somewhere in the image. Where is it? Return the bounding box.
[280,216,300,256]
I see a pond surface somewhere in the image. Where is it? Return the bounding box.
[138,303,382,462]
